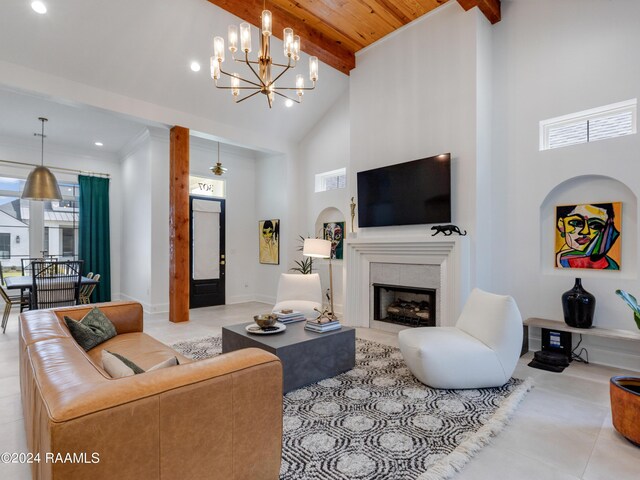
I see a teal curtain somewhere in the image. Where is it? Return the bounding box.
[78,175,111,302]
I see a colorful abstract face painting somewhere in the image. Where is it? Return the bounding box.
[259,219,279,265]
[323,222,344,260]
[555,202,621,270]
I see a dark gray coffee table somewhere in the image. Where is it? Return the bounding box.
[222,321,355,393]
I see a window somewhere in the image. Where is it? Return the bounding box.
[0,176,29,273]
[62,228,75,256]
[315,168,346,192]
[189,175,226,198]
[0,176,80,266]
[0,233,10,259]
[540,99,637,150]
[46,183,79,259]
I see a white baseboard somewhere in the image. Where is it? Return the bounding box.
[254,294,276,305]
[226,294,256,304]
[118,293,151,312]
[118,294,168,315]
[150,303,169,314]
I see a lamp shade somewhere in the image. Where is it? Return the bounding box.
[21,166,62,201]
[303,238,331,258]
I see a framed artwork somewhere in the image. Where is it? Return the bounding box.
[259,219,280,265]
[555,202,621,270]
[323,221,344,260]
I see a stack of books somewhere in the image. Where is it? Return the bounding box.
[304,319,341,333]
[273,311,306,324]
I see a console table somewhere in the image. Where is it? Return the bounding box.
[523,317,640,358]
[525,317,640,341]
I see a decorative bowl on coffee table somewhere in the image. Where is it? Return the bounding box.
[254,314,278,329]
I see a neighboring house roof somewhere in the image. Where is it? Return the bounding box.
[0,209,28,227]
[20,207,78,224]
[0,198,23,222]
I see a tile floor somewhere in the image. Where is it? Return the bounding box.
[0,302,638,479]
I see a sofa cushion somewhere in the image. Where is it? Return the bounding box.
[87,332,192,370]
[64,307,117,351]
[102,350,140,378]
[102,350,178,378]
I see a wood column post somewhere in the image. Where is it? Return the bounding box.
[169,126,190,323]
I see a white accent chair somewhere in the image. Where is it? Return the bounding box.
[272,273,322,320]
[398,288,523,389]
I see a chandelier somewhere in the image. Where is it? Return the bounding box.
[211,8,318,108]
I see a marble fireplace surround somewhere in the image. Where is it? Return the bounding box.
[345,235,470,328]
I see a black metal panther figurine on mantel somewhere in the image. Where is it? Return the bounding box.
[431,224,467,236]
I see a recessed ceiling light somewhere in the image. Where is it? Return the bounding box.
[31,1,47,14]
[285,99,294,108]
[190,61,201,72]
[94,142,104,147]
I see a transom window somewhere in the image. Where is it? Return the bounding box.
[540,99,637,151]
[315,168,346,192]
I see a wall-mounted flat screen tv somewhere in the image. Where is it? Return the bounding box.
[357,153,451,227]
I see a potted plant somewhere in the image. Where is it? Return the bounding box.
[615,290,640,330]
[610,290,640,447]
[290,235,313,274]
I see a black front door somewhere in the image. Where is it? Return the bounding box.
[189,196,225,308]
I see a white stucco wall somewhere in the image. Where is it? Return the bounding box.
[491,0,640,367]
[189,137,259,304]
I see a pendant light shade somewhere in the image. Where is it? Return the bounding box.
[22,117,62,201]
[210,142,228,176]
[22,165,62,201]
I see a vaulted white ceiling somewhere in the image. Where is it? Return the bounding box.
[0,0,349,152]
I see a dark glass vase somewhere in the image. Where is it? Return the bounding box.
[562,278,595,328]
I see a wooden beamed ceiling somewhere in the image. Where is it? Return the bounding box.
[206,0,500,75]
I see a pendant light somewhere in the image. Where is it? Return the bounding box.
[21,117,62,201]
[210,142,227,176]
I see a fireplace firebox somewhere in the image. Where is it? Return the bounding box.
[373,283,436,327]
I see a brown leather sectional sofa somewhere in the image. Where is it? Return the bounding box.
[19,301,283,480]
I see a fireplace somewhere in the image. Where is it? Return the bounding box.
[373,283,436,327]
[345,235,470,328]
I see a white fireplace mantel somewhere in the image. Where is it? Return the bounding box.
[344,234,470,328]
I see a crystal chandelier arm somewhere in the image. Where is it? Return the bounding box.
[235,90,263,104]
[214,85,261,91]
[230,51,259,66]
[273,90,300,104]
[234,57,260,66]
[243,51,267,87]
[270,60,293,86]
[273,83,316,92]
[217,66,263,88]
[271,58,296,68]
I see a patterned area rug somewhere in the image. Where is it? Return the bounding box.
[172,336,533,480]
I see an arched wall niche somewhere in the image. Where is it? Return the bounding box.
[314,207,347,240]
[539,174,637,277]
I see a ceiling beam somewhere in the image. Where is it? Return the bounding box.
[205,0,355,75]
[457,0,501,24]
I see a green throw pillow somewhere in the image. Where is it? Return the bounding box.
[64,307,117,351]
